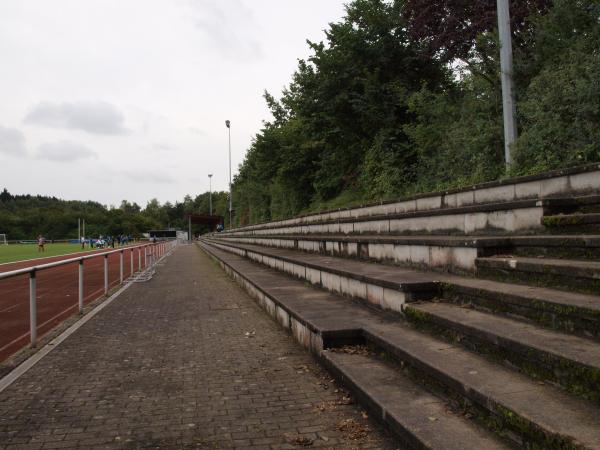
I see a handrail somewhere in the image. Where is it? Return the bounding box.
[0,240,178,350]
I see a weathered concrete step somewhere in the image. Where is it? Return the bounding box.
[322,351,510,450]
[543,195,600,213]
[205,238,600,338]
[543,213,600,227]
[507,235,600,260]
[224,195,600,238]
[200,241,600,449]
[226,164,600,235]
[223,198,545,236]
[215,234,496,272]
[443,277,600,340]
[405,301,600,402]
[215,234,600,272]
[476,255,600,295]
[363,323,600,449]
[204,238,439,312]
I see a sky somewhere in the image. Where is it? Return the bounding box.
[0,0,348,207]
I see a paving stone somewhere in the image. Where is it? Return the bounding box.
[0,245,395,449]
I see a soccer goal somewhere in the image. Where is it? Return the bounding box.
[0,234,7,245]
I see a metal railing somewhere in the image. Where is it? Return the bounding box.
[0,240,177,347]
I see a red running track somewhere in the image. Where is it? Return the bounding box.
[0,245,156,362]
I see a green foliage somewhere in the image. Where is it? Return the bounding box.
[512,0,600,173]
[230,0,600,225]
[0,190,230,240]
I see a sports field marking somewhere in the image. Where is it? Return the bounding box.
[0,243,140,266]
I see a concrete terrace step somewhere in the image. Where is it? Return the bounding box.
[204,238,600,338]
[223,198,545,236]
[476,255,600,295]
[204,238,439,312]
[404,301,600,401]
[543,213,600,228]
[543,195,600,214]
[226,164,600,235]
[200,241,600,449]
[215,233,600,272]
[322,351,510,450]
[362,320,600,449]
[443,276,600,340]
[223,195,600,238]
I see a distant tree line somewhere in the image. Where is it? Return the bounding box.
[231,0,600,226]
[0,188,230,241]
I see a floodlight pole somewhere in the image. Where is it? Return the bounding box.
[208,173,213,216]
[225,120,232,228]
[497,0,518,167]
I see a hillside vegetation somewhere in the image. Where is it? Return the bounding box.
[0,189,229,241]
[231,0,600,225]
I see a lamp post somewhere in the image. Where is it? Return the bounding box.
[497,0,517,167]
[208,173,213,216]
[225,120,232,228]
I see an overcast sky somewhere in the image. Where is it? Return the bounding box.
[0,0,347,207]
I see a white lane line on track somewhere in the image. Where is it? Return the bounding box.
[0,243,143,269]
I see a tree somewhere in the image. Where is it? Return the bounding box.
[403,0,551,63]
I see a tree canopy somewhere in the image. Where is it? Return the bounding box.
[231,0,600,225]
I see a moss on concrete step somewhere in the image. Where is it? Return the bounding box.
[476,257,600,295]
[441,283,600,340]
[404,303,600,403]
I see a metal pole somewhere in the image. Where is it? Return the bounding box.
[208,174,213,216]
[119,251,124,284]
[144,247,147,268]
[78,218,80,242]
[82,219,85,243]
[497,0,517,167]
[78,260,84,313]
[29,271,37,347]
[104,254,108,295]
[130,248,134,276]
[226,120,232,227]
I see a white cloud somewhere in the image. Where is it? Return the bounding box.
[0,126,26,157]
[0,0,347,204]
[24,101,128,135]
[123,171,174,184]
[37,141,96,162]
[188,0,264,61]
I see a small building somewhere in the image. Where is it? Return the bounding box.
[148,229,185,241]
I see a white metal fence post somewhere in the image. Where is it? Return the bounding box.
[119,250,124,284]
[130,248,134,276]
[104,254,109,295]
[78,260,84,313]
[29,271,37,347]
[144,247,147,268]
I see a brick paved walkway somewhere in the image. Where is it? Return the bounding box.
[0,245,396,449]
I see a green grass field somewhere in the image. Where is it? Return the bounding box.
[0,243,95,265]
